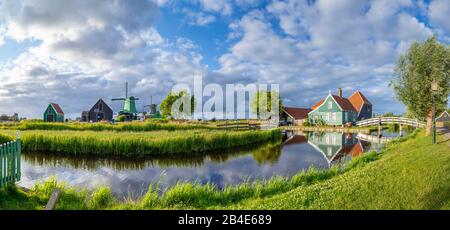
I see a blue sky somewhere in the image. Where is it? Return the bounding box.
[0,0,449,119]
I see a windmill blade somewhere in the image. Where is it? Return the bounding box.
[112,98,126,101]
[131,98,140,100]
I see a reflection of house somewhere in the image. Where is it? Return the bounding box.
[436,111,450,128]
[308,88,372,125]
[281,107,311,125]
[43,103,64,122]
[283,134,308,145]
[81,99,113,122]
[307,132,366,165]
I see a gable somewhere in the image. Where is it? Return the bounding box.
[436,111,450,122]
[348,91,372,112]
[310,96,340,113]
[90,99,113,113]
[44,104,56,115]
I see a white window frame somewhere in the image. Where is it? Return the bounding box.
[328,101,332,109]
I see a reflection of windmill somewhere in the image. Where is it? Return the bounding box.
[111,82,139,120]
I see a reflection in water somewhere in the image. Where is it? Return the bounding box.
[306,132,368,166]
[19,130,407,199]
[22,143,282,171]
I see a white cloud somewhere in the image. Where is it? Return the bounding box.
[197,0,233,15]
[0,0,205,118]
[216,0,443,113]
[182,8,216,26]
[428,0,450,32]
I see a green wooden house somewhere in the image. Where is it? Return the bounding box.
[44,103,64,122]
[308,89,358,126]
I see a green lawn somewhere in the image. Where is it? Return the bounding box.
[1,130,449,210]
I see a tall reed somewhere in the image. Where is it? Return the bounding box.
[0,121,215,132]
[15,129,281,156]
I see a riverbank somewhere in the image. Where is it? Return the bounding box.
[2,129,450,210]
[0,129,281,157]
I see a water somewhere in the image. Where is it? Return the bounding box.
[18,130,408,199]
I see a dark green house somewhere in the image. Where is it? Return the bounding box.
[44,103,64,122]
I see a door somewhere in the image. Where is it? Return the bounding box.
[47,114,54,122]
[97,113,104,121]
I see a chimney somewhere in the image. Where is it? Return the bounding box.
[338,88,343,97]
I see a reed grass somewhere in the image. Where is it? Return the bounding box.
[0,129,281,156]
[0,121,215,132]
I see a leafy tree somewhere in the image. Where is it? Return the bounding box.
[160,91,195,118]
[382,112,395,117]
[116,115,126,122]
[250,90,283,119]
[391,37,450,135]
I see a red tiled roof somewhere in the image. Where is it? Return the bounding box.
[283,107,311,119]
[311,99,324,110]
[331,95,357,111]
[51,103,64,115]
[348,91,372,112]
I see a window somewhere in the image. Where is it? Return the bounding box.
[328,101,332,109]
[99,103,103,111]
[332,112,336,121]
[326,113,330,121]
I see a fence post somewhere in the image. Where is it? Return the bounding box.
[17,131,21,180]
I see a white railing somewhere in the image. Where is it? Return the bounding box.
[356,117,425,128]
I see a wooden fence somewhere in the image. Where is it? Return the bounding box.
[216,121,260,130]
[0,132,21,188]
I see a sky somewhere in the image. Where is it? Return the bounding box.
[0,0,449,119]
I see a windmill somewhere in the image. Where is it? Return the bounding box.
[143,96,161,119]
[112,82,139,120]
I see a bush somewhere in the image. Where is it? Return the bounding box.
[116,115,126,122]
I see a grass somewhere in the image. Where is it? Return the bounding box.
[0,121,216,132]
[2,129,449,210]
[0,129,281,157]
[0,133,13,144]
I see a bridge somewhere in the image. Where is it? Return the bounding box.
[356,117,425,128]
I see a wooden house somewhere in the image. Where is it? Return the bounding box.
[281,107,311,125]
[44,103,64,122]
[436,111,450,128]
[81,99,113,122]
[308,88,372,126]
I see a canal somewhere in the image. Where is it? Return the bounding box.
[18,129,410,199]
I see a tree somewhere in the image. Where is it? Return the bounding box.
[250,90,283,119]
[391,37,450,135]
[160,91,195,118]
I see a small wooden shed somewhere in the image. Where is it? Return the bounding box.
[44,103,64,122]
[81,99,113,122]
[436,111,450,128]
